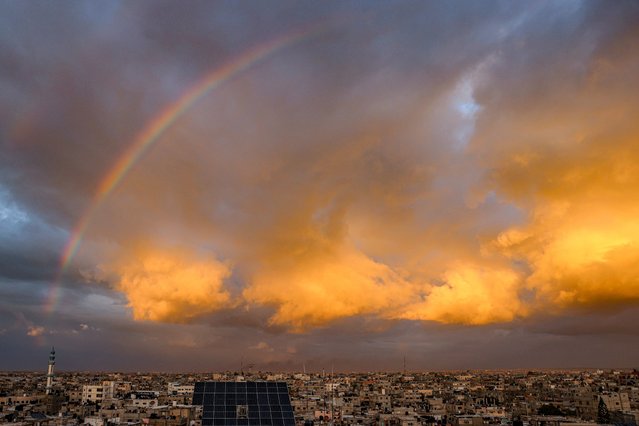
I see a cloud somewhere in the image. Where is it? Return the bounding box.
[168,335,199,348]
[249,341,274,352]
[27,325,45,337]
[243,243,418,331]
[399,263,525,325]
[494,210,639,311]
[107,247,232,322]
[1,0,639,339]
[473,0,639,315]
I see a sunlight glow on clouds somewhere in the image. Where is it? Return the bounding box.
[2,1,639,338]
[243,244,417,331]
[110,248,232,322]
[101,11,639,328]
[27,326,45,337]
[400,264,524,325]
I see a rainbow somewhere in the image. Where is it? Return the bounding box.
[45,23,327,314]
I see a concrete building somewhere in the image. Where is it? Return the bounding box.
[601,392,631,412]
[82,385,106,404]
[167,383,194,396]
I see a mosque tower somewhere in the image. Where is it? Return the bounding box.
[46,347,55,395]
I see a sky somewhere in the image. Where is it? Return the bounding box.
[1,0,639,372]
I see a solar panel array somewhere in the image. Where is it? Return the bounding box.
[193,381,295,426]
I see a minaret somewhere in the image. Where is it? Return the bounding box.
[46,347,55,394]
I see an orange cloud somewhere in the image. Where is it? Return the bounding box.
[494,205,639,311]
[86,4,639,330]
[243,244,417,331]
[110,247,232,322]
[399,263,525,325]
[27,325,45,337]
[474,22,639,315]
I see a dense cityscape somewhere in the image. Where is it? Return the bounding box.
[1,349,637,426]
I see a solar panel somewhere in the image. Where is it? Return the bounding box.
[193,381,295,426]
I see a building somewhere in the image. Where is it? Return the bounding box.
[168,383,195,396]
[600,392,631,412]
[82,385,106,404]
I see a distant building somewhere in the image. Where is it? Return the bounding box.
[168,383,195,396]
[454,415,485,426]
[82,385,106,404]
[600,392,631,412]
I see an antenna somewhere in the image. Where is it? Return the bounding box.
[331,363,335,425]
[322,368,326,424]
[304,363,309,421]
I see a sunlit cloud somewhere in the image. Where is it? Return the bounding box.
[243,244,417,331]
[1,1,639,361]
[249,341,274,352]
[26,326,45,337]
[108,247,232,322]
[399,264,525,325]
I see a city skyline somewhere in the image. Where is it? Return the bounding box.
[3,368,636,425]
[1,1,639,371]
